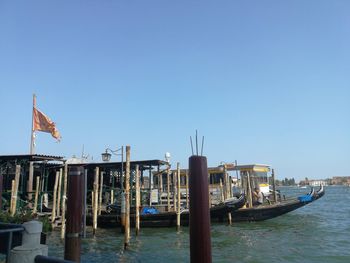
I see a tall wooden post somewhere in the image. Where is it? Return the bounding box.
[173,171,177,212]
[93,167,99,235]
[167,166,170,211]
[83,169,87,238]
[10,180,15,216]
[247,171,253,208]
[11,165,21,216]
[124,146,131,249]
[219,179,224,202]
[51,171,59,226]
[99,172,103,215]
[111,189,114,204]
[61,163,68,239]
[33,176,40,214]
[223,165,227,200]
[135,165,140,235]
[28,162,34,205]
[189,156,212,263]
[176,163,181,229]
[57,168,63,217]
[272,169,277,203]
[158,165,163,193]
[148,166,152,206]
[64,165,84,262]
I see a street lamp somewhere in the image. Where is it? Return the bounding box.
[101,146,124,191]
[101,147,123,162]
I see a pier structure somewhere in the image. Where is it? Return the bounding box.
[0,153,240,231]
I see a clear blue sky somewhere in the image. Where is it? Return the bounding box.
[0,1,349,181]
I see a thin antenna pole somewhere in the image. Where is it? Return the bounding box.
[30,94,36,154]
[190,136,194,155]
[201,136,204,156]
[195,130,198,156]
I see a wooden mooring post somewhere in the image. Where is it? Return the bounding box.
[189,155,212,263]
[124,145,131,249]
[52,171,59,226]
[33,176,40,214]
[61,163,68,239]
[10,165,21,216]
[64,165,84,262]
[176,162,181,230]
[135,164,140,235]
[98,172,103,215]
[173,169,177,212]
[93,167,99,235]
[28,161,34,206]
[57,168,63,217]
[0,167,3,209]
[271,169,278,203]
[167,166,170,211]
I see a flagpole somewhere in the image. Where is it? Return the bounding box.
[30,94,36,154]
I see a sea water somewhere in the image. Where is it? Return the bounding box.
[46,186,350,263]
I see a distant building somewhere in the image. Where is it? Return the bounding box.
[331,176,350,185]
[308,180,328,186]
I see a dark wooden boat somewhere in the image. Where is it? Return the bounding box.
[230,186,325,222]
[87,193,245,228]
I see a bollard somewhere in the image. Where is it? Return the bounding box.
[64,166,84,262]
[189,155,212,263]
[9,221,48,263]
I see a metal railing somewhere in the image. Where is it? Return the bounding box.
[0,223,24,263]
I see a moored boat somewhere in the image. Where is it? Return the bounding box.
[231,185,324,222]
[88,193,245,227]
[229,164,325,222]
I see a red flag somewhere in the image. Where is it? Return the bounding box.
[33,107,61,140]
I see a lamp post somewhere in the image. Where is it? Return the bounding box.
[101,147,124,191]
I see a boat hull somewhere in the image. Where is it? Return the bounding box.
[87,194,245,228]
[231,186,325,222]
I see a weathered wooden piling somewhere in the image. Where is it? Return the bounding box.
[28,162,34,205]
[173,170,177,212]
[61,163,68,239]
[10,180,15,215]
[33,176,40,214]
[110,189,114,204]
[57,168,63,217]
[158,165,163,193]
[176,162,181,229]
[10,165,21,216]
[223,164,228,200]
[52,171,59,225]
[272,169,277,203]
[167,166,170,211]
[219,179,224,202]
[247,171,253,207]
[64,165,84,262]
[93,167,99,235]
[135,165,140,235]
[189,156,212,263]
[98,172,103,215]
[124,145,131,249]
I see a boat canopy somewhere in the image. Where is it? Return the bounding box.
[232,164,270,173]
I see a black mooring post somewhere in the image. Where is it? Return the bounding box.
[189,155,212,263]
[64,166,84,262]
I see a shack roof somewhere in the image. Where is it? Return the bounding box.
[83,159,168,170]
[233,164,270,172]
[0,154,64,163]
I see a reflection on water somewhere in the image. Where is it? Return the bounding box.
[46,186,350,263]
